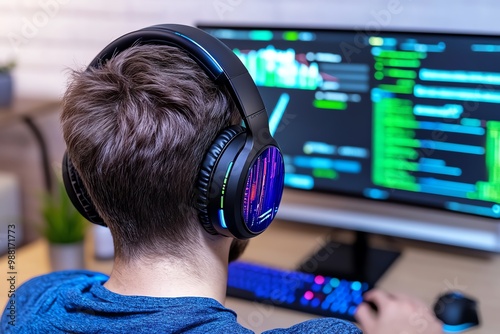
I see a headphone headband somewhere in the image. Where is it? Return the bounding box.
[88,24,269,134]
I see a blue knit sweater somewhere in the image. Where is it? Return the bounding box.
[1,270,362,333]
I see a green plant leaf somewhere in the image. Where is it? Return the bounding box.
[0,60,15,73]
[40,174,88,244]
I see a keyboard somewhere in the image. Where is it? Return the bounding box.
[226,261,371,321]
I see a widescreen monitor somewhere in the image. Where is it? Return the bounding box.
[199,24,500,255]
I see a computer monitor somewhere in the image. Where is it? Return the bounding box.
[199,24,500,283]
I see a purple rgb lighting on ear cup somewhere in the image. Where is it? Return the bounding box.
[243,146,285,233]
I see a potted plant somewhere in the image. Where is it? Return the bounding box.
[41,176,88,271]
[0,60,15,107]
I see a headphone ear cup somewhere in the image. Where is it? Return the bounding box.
[62,152,106,226]
[197,125,245,235]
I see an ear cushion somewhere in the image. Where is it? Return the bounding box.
[62,152,106,226]
[197,125,245,235]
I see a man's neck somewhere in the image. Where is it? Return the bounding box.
[103,238,231,304]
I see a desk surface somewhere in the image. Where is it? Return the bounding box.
[0,99,61,125]
[1,220,498,333]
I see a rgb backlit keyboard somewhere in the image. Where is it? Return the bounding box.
[227,261,371,321]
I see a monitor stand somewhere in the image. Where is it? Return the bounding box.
[297,231,401,286]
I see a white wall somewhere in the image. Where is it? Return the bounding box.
[1,0,500,242]
[1,0,500,99]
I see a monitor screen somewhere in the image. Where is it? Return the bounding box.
[199,24,500,251]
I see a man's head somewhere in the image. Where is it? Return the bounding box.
[61,44,242,261]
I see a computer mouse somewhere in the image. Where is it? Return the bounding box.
[433,291,480,333]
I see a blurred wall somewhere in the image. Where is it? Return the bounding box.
[1,0,500,99]
[0,0,499,242]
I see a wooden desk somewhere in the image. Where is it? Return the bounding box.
[1,220,498,333]
[0,99,60,124]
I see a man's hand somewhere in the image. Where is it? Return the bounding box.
[355,289,443,334]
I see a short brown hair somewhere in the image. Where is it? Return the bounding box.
[61,44,240,261]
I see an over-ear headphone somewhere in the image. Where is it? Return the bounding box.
[62,24,285,239]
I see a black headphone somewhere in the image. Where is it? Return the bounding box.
[62,24,285,239]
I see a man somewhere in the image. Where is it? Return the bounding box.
[1,39,442,333]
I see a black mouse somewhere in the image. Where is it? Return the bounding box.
[433,291,480,333]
